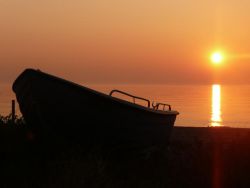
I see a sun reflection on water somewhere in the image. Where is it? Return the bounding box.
[211,84,222,127]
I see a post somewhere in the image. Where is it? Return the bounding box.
[11,100,15,123]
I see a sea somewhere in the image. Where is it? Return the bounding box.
[1,83,250,128]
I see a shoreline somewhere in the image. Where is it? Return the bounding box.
[171,126,250,142]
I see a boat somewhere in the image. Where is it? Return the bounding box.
[13,69,179,153]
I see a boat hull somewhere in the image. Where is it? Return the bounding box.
[13,69,179,153]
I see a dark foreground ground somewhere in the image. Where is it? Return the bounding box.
[1,126,250,188]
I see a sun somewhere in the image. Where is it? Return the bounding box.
[211,52,223,64]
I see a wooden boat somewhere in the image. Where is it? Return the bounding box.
[13,69,179,152]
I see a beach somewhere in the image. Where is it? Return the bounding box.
[1,126,250,187]
[2,0,250,187]
[168,127,250,188]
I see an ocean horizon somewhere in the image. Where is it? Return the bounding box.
[1,83,250,128]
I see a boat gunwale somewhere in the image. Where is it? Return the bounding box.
[13,68,179,116]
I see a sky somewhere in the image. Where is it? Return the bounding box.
[1,0,250,84]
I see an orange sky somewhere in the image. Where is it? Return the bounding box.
[1,0,250,84]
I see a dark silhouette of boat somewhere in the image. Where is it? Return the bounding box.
[13,69,179,152]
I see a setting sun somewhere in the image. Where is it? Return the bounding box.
[211,52,223,64]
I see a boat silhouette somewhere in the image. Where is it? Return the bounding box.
[13,69,179,152]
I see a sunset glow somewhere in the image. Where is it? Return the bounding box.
[2,2,250,186]
[211,52,223,64]
[1,1,250,84]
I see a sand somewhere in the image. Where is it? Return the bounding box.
[168,127,250,188]
[1,126,250,188]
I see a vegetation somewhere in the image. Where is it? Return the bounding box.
[0,114,25,126]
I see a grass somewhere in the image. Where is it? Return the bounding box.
[0,113,25,126]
